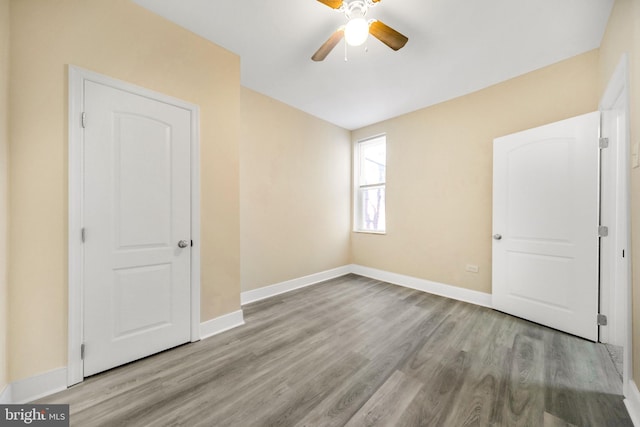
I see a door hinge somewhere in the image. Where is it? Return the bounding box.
[598,225,609,237]
[81,343,85,360]
[81,112,86,128]
[81,227,86,243]
[599,137,609,149]
[597,314,608,326]
[191,240,194,247]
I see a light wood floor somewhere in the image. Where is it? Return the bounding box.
[40,274,632,426]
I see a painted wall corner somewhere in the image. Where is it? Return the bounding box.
[239,87,351,293]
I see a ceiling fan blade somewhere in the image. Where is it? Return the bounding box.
[312,29,344,61]
[369,20,408,51]
[316,0,343,9]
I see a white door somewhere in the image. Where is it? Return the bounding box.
[83,81,192,376]
[492,112,600,341]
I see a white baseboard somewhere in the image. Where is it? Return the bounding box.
[0,383,11,404]
[351,264,492,308]
[241,265,353,305]
[625,380,640,426]
[200,309,245,340]
[241,264,491,309]
[9,367,67,404]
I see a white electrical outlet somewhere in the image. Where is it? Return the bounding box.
[465,264,479,273]
[633,142,640,169]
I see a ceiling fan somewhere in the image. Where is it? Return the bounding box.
[312,0,409,61]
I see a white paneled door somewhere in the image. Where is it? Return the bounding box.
[492,112,600,341]
[83,81,192,376]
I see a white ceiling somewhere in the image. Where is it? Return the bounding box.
[132,0,614,130]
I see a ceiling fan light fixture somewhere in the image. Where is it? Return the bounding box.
[344,17,369,46]
[313,0,408,61]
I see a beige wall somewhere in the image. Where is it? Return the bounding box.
[8,0,241,382]
[351,50,600,294]
[598,0,640,385]
[0,0,9,395]
[240,88,351,291]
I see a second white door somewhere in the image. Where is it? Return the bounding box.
[83,80,192,376]
[492,112,600,341]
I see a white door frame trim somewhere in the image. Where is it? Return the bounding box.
[67,65,201,386]
[598,54,631,395]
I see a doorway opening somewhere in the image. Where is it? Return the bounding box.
[598,54,631,395]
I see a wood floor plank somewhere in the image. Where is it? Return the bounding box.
[167,322,373,424]
[440,343,512,426]
[543,411,577,427]
[294,330,434,427]
[258,352,369,427]
[191,351,369,427]
[579,391,635,427]
[543,329,588,425]
[502,333,545,426]
[37,275,631,426]
[344,370,423,427]
[396,348,469,426]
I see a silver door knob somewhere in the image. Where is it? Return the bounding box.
[178,240,189,248]
[493,234,502,240]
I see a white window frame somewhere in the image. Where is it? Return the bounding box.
[353,134,386,234]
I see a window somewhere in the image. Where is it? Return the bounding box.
[354,135,386,233]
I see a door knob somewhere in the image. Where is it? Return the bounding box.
[178,240,189,248]
[493,234,502,240]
